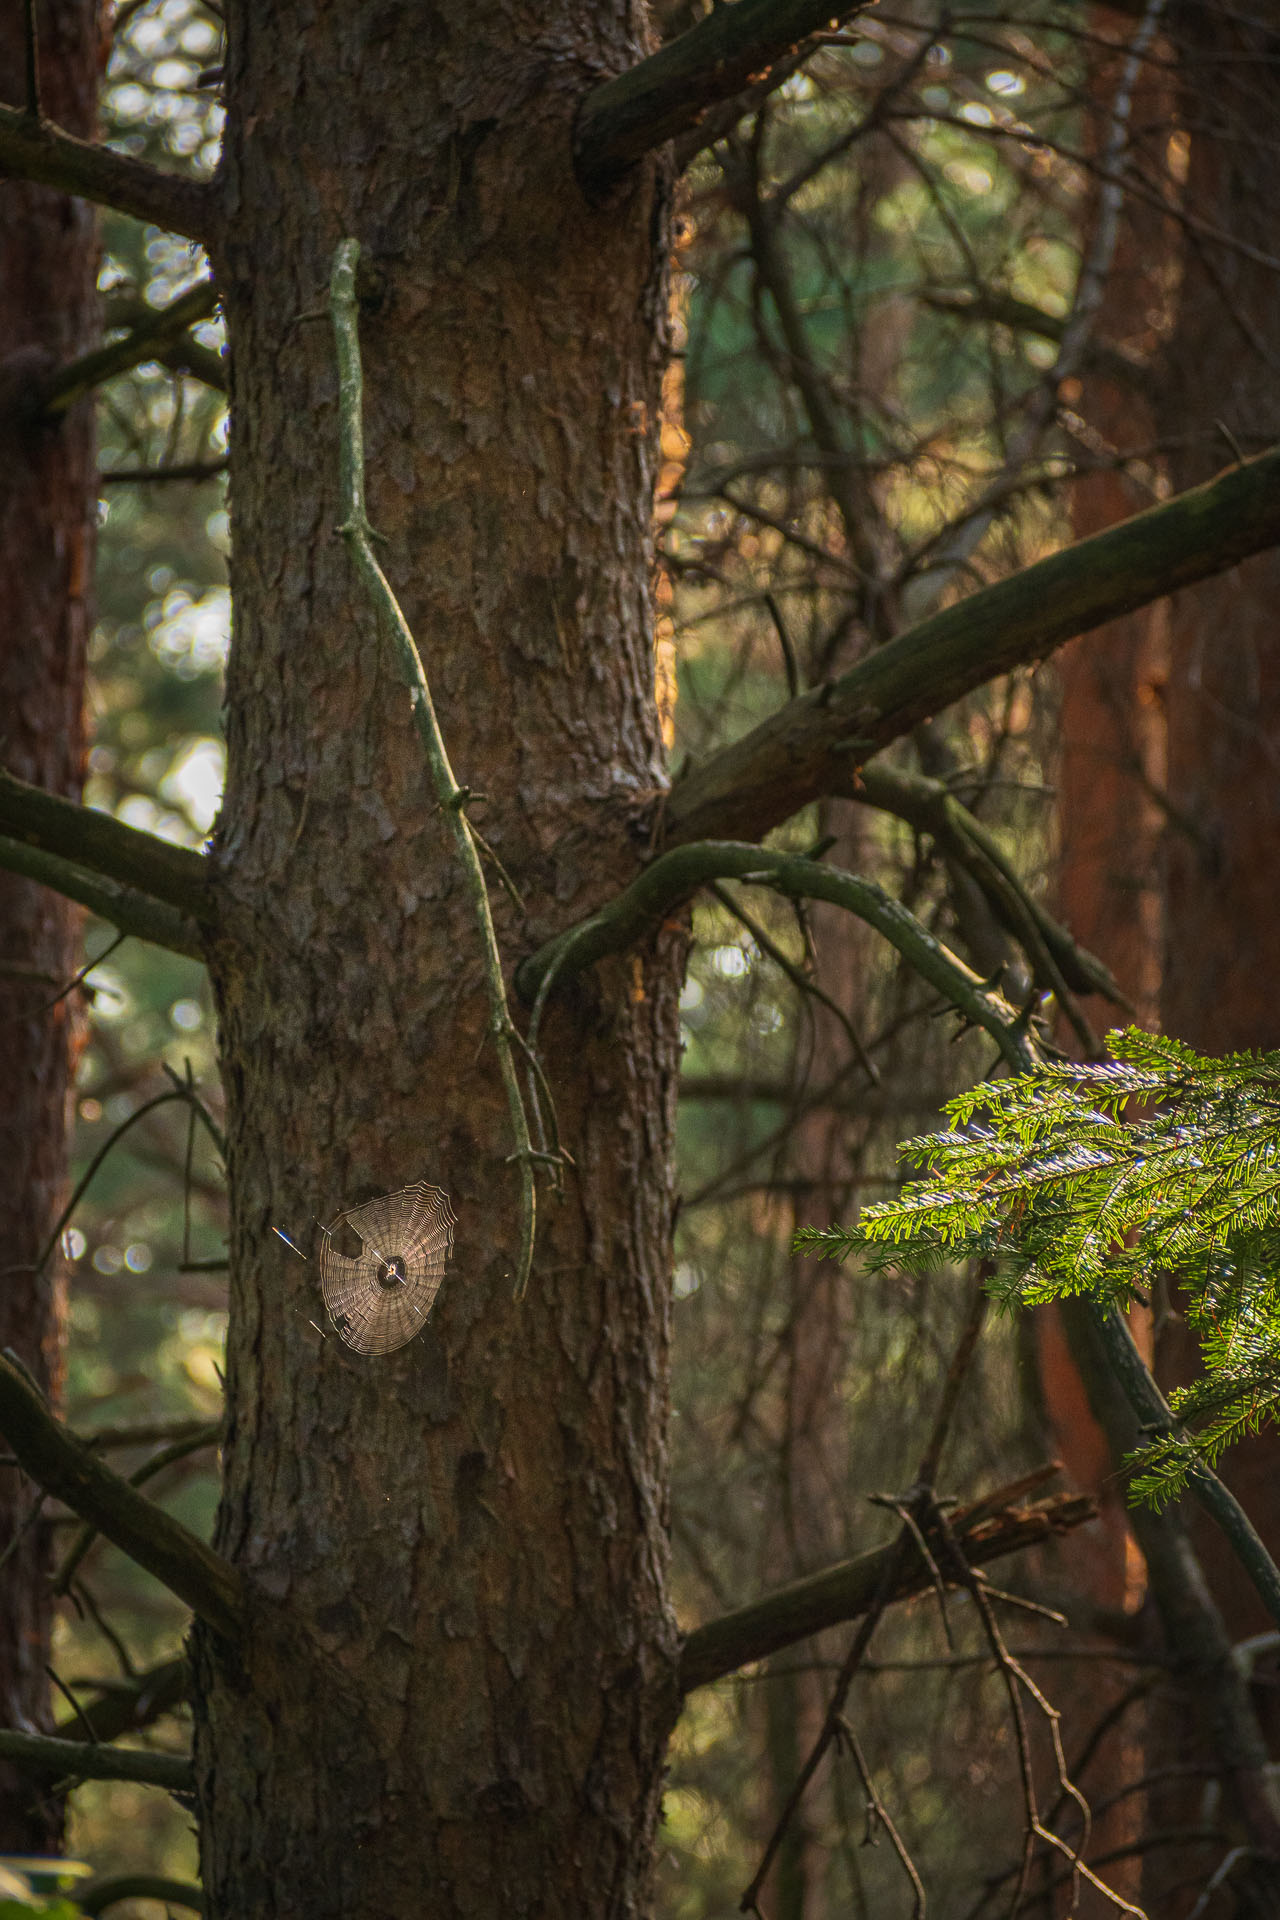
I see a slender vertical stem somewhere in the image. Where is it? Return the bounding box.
[329,238,539,1298]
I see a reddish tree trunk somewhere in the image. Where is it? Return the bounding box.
[196,5,683,1912]
[0,0,98,1852]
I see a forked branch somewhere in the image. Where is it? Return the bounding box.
[41,276,221,417]
[0,1351,242,1641]
[0,103,217,245]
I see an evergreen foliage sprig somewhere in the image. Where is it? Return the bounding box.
[796,1028,1280,1504]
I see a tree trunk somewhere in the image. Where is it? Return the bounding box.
[197,5,682,1913]
[0,0,97,1852]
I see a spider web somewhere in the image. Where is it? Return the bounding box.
[319,1182,455,1355]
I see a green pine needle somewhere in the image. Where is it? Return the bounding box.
[795,1027,1280,1504]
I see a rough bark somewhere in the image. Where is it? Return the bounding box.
[197,5,683,1915]
[0,0,98,1853]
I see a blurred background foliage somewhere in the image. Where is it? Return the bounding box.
[23,0,1260,1915]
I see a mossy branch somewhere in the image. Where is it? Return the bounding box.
[330,238,541,1299]
[679,1484,1096,1693]
[0,1351,242,1640]
[518,840,1034,1073]
[575,0,878,186]
[666,441,1280,847]
[0,102,217,243]
[0,1727,193,1791]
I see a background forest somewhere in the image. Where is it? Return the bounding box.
[3,1,1279,1916]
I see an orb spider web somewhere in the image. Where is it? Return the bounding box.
[319,1182,455,1355]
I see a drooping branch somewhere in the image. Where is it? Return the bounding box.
[0,1351,242,1641]
[40,277,221,417]
[518,841,1034,1073]
[0,1727,194,1791]
[0,103,218,245]
[665,441,1280,848]
[574,0,878,188]
[679,1484,1096,1694]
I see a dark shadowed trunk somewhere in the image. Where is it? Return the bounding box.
[0,0,97,1852]
[196,4,684,1912]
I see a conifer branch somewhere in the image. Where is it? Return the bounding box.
[0,1351,242,1641]
[679,1485,1096,1693]
[0,1727,194,1791]
[575,0,877,187]
[0,103,218,244]
[666,442,1280,848]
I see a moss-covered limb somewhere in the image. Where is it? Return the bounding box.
[518,841,1033,1071]
[40,277,220,417]
[0,766,211,915]
[856,763,1129,1008]
[330,239,540,1299]
[0,103,217,244]
[0,1352,242,1641]
[574,0,877,186]
[79,1877,204,1916]
[665,441,1280,848]
[678,1488,1096,1694]
[55,1657,188,1746]
[0,1728,193,1791]
[0,834,205,960]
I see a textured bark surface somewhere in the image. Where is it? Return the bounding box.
[1155,0,1280,1662]
[0,0,97,1852]
[198,5,683,1914]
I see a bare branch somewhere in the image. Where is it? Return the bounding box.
[0,103,218,245]
[665,442,1280,848]
[40,277,221,417]
[0,1351,242,1641]
[0,1727,193,1791]
[575,0,878,187]
[0,834,206,957]
[856,763,1129,1009]
[55,1657,187,1746]
[0,765,211,952]
[679,1486,1095,1694]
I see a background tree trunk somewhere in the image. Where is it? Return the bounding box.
[0,0,98,1852]
[196,5,683,1913]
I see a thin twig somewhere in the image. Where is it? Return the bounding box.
[834,1714,927,1916]
[329,237,554,1298]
